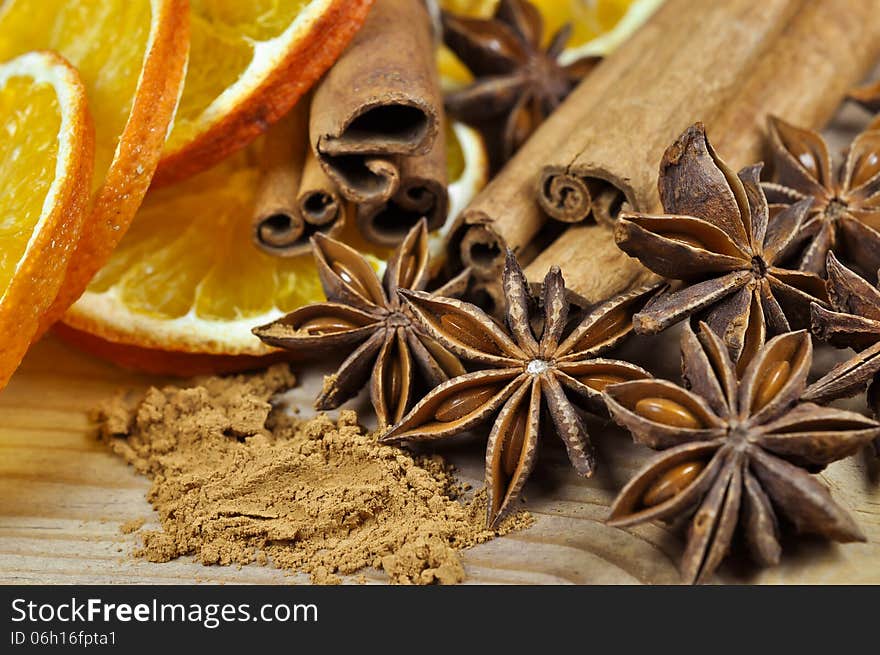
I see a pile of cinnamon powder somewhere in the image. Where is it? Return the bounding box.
[94,365,531,584]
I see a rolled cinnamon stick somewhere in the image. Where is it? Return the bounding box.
[297,149,348,232]
[449,0,803,281]
[469,278,506,321]
[525,0,880,306]
[356,127,448,246]
[711,0,880,168]
[538,0,804,221]
[252,103,309,256]
[524,223,660,307]
[310,0,441,204]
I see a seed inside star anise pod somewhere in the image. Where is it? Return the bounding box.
[381,250,657,527]
[604,321,879,584]
[849,79,880,131]
[253,219,470,427]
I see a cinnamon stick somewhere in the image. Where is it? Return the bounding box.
[468,278,506,321]
[711,0,880,168]
[538,0,805,220]
[297,149,348,232]
[252,103,309,256]
[310,0,441,204]
[524,223,659,307]
[525,0,880,306]
[449,0,802,281]
[355,124,448,245]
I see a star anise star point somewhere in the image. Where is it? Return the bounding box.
[604,321,879,584]
[616,122,829,371]
[381,250,656,527]
[253,219,470,428]
[762,115,880,277]
[805,252,880,448]
[848,79,880,131]
[442,0,599,161]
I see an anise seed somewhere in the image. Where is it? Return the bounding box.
[574,307,630,351]
[439,313,499,353]
[384,355,403,413]
[434,385,497,422]
[852,151,880,188]
[332,261,372,300]
[642,461,705,507]
[420,334,466,377]
[659,232,705,250]
[778,131,822,181]
[753,360,790,411]
[501,409,528,477]
[398,254,417,289]
[299,316,358,335]
[580,373,626,391]
[634,397,702,429]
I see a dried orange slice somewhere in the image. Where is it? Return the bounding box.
[0,0,190,334]
[153,0,375,186]
[60,123,488,374]
[0,52,93,388]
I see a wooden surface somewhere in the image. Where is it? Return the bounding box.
[2,332,880,585]
[3,100,880,585]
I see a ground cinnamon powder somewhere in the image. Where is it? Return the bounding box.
[95,365,531,584]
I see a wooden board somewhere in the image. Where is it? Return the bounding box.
[3,100,880,585]
[2,331,880,585]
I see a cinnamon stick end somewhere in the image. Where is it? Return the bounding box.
[538,168,594,223]
[253,212,311,258]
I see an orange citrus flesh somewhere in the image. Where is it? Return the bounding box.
[54,322,295,377]
[0,52,94,388]
[154,0,375,186]
[0,0,190,334]
[62,122,488,372]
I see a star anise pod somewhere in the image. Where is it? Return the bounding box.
[849,79,880,131]
[615,122,829,373]
[442,0,599,162]
[604,321,879,584]
[253,220,470,427]
[806,252,880,447]
[381,250,655,527]
[762,116,880,277]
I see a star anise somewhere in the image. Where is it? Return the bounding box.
[604,322,879,584]
[615,122,829,373]
[381,250,655,527]
[806,252,880,446]
[442,0,599,162]
[762,116,880,277]
[849,79,880,131]
[253,220,470,427]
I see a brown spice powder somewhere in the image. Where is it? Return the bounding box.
[94,365,531,584]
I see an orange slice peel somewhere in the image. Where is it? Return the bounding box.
[0,51,94,388]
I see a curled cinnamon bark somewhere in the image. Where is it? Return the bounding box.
[252,104,309,256]
[535,0,802,224]
[552,0,880,305]
[468,278,506,320]
[310,0,441,205]
[253,103,346,257]
[355,121,448,246]
[710,0,880,167]
[296,149,348,233]
[448,0,798,280]
[524,223,659,308]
